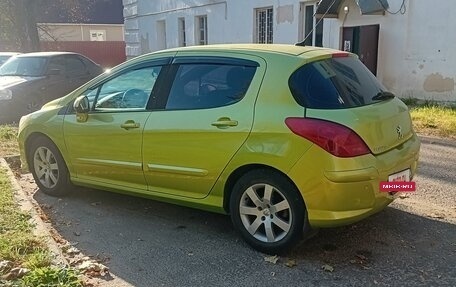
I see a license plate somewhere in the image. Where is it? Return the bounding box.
[388,169,411,182]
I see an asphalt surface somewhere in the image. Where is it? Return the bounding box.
[20,140,456,287]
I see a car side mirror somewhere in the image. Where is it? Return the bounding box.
[47,69,61,76]
[73,95,90,122]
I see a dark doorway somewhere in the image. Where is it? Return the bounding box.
[342,24,379,75]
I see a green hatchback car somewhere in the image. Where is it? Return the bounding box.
[18,44,420,254]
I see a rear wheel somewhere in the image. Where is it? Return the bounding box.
[28,136,72,196]
[230,169,306,254]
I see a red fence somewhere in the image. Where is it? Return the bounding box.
[40,41,126,68]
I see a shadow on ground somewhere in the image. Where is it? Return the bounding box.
[33,187,456,287]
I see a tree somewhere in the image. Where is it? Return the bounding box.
[0,0,94,52]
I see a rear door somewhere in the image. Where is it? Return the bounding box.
[142,54,266,199]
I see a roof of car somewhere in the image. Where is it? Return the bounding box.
[0,52,21,56]
[164,44,339,57]
[15,51,79,58]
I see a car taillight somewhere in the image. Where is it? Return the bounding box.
[332,52,349,58]
[285,118,371,157]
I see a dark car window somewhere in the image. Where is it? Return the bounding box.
[166,64,256,110]
[92,66,162,111]
[65,56,88,77]
[47,56,66,74]
[0,57,47,77]
[288,56,388,109]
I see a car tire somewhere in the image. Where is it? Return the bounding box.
[28,136,72,196]
[230,169,307,254]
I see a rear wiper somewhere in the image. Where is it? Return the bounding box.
[372,91,395,101]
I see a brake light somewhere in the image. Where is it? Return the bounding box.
[285,118,371,157]
[332,52,349,58]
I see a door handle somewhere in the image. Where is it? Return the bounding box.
[120,120,140,130]
[211,117,238,128]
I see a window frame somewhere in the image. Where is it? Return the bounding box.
[299,2,324,47]
[195,15,208,45]
[65,58,173,115]
[255,7,273,44]
[160,56,259,111]
[178,17,186,47]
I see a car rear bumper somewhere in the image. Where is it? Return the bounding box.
[288,133,420,227]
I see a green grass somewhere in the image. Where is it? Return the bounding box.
[409,105,456,139]
[0,167,82,286]
[0,125,19,157]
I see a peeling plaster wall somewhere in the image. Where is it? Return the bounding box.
[324,0,456,102]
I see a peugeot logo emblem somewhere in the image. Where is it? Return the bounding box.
[396,125,403,139]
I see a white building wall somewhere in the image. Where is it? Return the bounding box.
[325,0,456,102]
[124,0,456,102]
[123,0,318,54]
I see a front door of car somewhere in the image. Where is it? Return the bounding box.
[63,60,168,190]
[143,55,266,198]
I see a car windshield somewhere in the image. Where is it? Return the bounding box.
[0,56,11,66]
[0,57,47,77]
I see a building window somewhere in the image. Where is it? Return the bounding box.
[178,17,186,47]
[299,2,323,47]
[196,15,207,45]
[255,7,273,44]
[90,30,106,41]
[156,20,167,50]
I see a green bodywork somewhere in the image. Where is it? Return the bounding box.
[18,44,420,227]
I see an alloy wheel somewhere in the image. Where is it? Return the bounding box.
[239,183,292,243]
[33,146,59,189]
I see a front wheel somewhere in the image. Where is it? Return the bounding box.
[28,136,72,196]
[230,169,307,254]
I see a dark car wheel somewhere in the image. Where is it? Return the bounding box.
[28,136,72,196]
[230,169,307,254]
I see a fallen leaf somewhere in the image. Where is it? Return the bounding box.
[264,255,279,264]
[74,231,81,236]
[321,264,334,272]
[428,214,445,219]
[78,260,109,277]
[356,254,368,261]
[399,194,409,199]
[271,272,275,277]
[2,267,29,280]
[65,247,80,255]
[284,259,297,268]
[91,201,102,206]
[0,260,13,273]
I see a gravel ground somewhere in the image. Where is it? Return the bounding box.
[13,140,456,287]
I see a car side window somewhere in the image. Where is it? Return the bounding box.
[165,64,256,110]
[65,56,88,77]
[92,66,162,111]
[47,56,66,74]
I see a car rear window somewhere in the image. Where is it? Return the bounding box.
[288,56,388,109]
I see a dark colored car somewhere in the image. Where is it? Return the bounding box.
[0,52,103,123]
